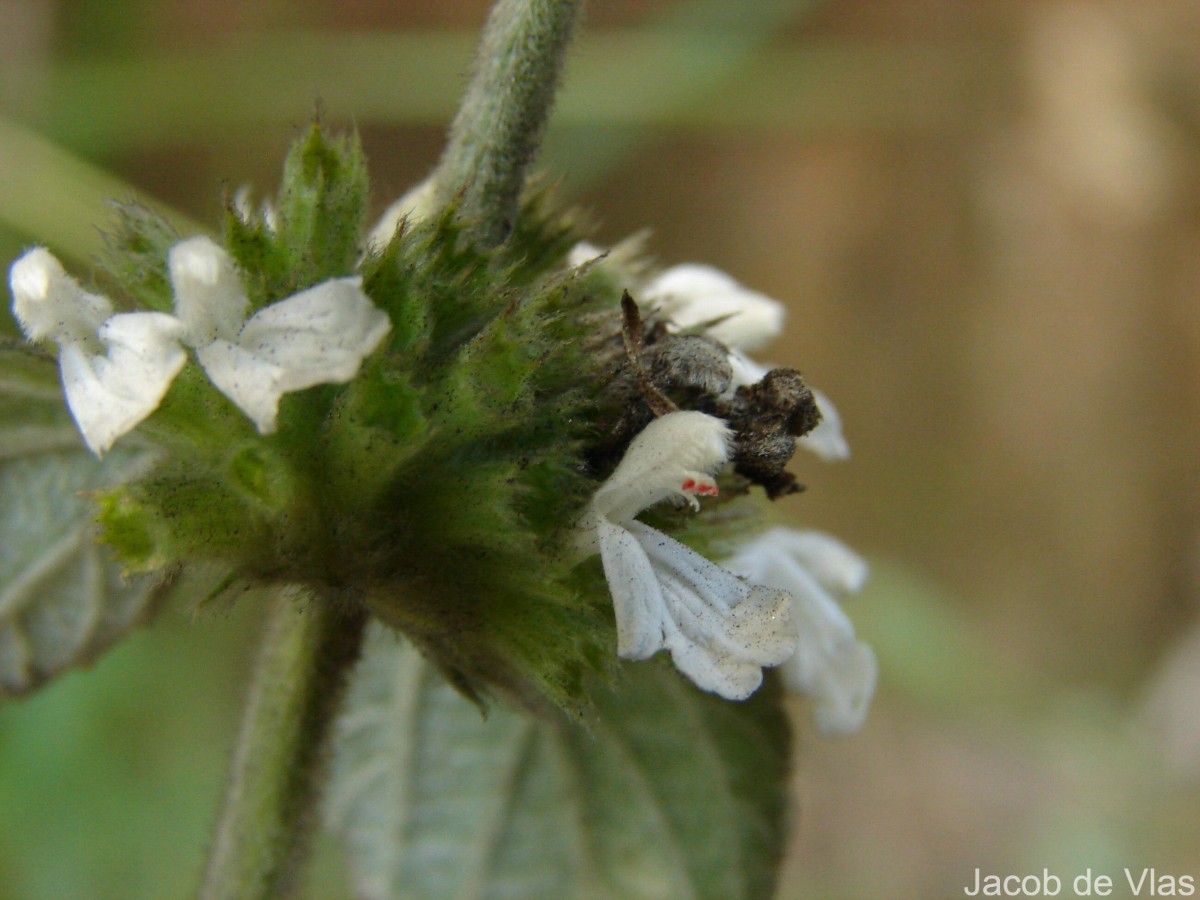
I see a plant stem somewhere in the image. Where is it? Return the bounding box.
[432,0,585,247]
[200,591,369,900]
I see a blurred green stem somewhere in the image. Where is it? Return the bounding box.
[432,0,585,246]
[0,115,204,262]
[199,592,368,900]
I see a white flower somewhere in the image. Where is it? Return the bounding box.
[642,263,785,352]
[168,237,391,433]
[9,238,391,453]
[726,528,876,735]
[10,248,187,455]
[579,411,797,700]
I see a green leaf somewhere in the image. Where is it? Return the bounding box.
[0,447,165,697]
[0,347,165,696]
[328,626,791,900]
[0,342,81,459]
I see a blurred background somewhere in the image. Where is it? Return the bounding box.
[3,0,1200,897]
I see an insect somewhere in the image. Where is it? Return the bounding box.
[590,291,820,500]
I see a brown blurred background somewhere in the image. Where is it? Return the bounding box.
[2,1,1200,897]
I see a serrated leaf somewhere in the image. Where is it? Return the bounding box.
[0,448,164,697]
[328,625,791,900]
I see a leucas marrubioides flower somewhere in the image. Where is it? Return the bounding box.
[575,250,875,729]
[577,411,796,701]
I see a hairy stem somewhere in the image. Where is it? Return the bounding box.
[433,0,585,246]
[200,591,369,900]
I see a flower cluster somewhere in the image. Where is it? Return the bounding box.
[5,132,873,730]
[575,256,876,732]
[9,237,390,454]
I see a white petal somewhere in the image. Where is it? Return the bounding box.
[235,276,391,392]
[168,236,248,343]
[773,566,875,734]
[666,632,769,701]
[59,312,187,454]
[195,278,391,433]
[597,518,669,660]
[725,526,875,733]
[806,640,877,736]
[776,564,856,681]
[785,531,868,594]
[643,263,785,352]
[367,177,437,248]
[592,411,731,524]
[630,521,796,701]
[9,248,112,345]
[195,339,287,434]
[799,388,850,461]
[634,522,795,665]
[728,527,868,595]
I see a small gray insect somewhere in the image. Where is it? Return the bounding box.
[590,291,820,500]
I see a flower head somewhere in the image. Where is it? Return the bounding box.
[726,528,876,734]
[581,411,797,700]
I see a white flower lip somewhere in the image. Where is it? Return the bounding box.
[726,527,876,734]
[582,411,799,701]
[642,263,785,352]
[9,238,392,453]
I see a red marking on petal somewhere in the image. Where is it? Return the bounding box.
[681,479,696,490]
[696,482,719,496]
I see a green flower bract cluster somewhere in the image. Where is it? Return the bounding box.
[96,125,620,713]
